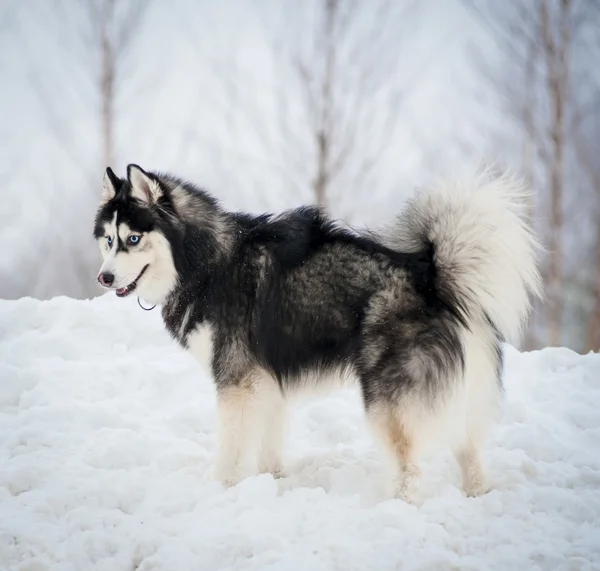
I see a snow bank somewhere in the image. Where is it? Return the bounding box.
[1,295,599,570]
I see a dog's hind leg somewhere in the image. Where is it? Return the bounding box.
[213,367,282,486]
[367,402,422,503]
[452,325,501,497]
[454,440,487,497]
[452,387,495,498]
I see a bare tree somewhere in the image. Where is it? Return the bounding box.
[462,0,600,350]
[462,0,547,348]
[540,0,572,347]
[89,0,152,168]
[282,0,427,212]
[22,0,152,172]
[5,0,153,300]
[190,0,432,216]
[80,0,153,169]
[100,0,117,168]
[299,0,340,209]
[569,6,600,350]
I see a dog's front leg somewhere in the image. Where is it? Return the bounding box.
[213,367,280,486]
[258,399,287,478]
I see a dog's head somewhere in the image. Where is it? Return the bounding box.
[93,164,178,304]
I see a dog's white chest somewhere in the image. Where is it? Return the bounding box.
[186,322,214,374]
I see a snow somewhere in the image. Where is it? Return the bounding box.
[1,295,600,571]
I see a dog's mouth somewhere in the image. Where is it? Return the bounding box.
[116,265,149,298]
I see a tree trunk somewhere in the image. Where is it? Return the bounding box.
[314,132,329,208]
[587,226,600,351]
[541,0,571,347]
[100,0,116,168]
[311,0,337,211]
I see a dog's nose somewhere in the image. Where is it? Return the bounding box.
[98,272,115,287]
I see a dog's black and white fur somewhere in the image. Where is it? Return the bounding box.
[94,164,541,501]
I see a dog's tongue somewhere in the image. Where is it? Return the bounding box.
[116,287,128,295]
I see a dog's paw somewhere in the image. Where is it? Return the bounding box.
[392,471,420,504]
[393,483,417,504]
[464,481,491,498]
[258,459,286,479]
[212,463,244,488]
[221,476,242,488]
[263,466,286,479]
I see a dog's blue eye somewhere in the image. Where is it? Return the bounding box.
[107,236,112,247]
[127,235,140,245]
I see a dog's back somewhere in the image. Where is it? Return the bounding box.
[219,207,434,392]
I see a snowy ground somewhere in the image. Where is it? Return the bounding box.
[1,295,599,571]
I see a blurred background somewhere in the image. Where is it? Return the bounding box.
[0,0,598,353]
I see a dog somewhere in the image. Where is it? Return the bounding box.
[94,164,541,501]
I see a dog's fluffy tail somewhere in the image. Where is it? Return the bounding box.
[389,171,543,345]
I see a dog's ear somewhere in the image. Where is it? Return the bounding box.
[127,164,163,205]
[101,167,119,204]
